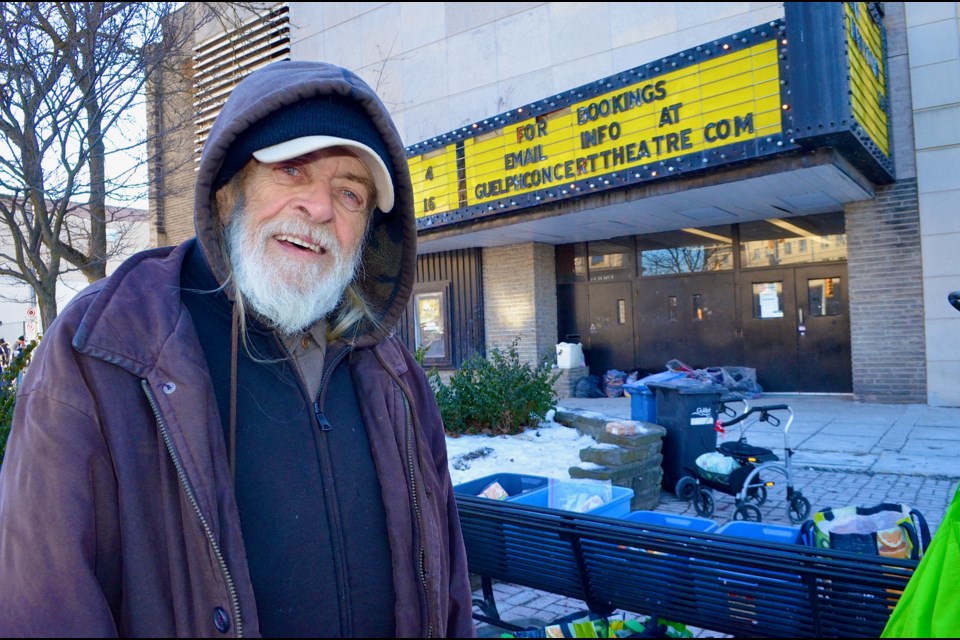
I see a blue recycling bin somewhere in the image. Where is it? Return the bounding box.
[715,521,802,545]
[510,481,634,518]
[453,473,550,500]
[620,510,719,533]
[624,382,657,423]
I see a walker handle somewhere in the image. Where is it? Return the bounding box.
[717,404,791,427]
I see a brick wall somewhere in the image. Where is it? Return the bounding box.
[482,243,558,366]
[846,178,926,402]
[552,366,588,399]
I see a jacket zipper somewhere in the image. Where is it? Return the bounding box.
[310,343,350,430]
[142,380,243,638]
[401,391,433,638]
[303,343,353,632]
[374,352,434,638]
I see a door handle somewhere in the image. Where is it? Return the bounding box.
[798,308,806,335]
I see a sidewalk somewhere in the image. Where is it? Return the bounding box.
[473,393,960,637]
[559,393,960,480]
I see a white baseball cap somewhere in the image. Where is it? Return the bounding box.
[253,135,395,213]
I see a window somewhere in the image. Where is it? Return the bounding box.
[692,294,704,321]
[740,212,846,267]
[588,237,634,282]
[752,282,784,319]
[193,5,291,162]
[808,277,842,316]
[413,286,450,364]
[638,226,733,276]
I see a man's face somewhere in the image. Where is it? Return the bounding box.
[217,147,375,334]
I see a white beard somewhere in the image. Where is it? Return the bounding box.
[225,202,363,336]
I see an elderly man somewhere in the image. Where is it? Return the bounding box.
[0,60,475,638]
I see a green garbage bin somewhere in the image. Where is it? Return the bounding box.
[645,378,725,496]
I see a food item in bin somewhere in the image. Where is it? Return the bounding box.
[605,420,642,436]
[558,491,607,513]
[478,481,509,500]
[573,494,606,513]
[877,527,909,558]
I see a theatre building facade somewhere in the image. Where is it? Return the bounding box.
[152,2,960,406]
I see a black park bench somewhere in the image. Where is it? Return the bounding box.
[455,494,918,638]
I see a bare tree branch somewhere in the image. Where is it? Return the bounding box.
[0,2,274,331]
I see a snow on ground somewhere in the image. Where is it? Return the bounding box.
[444,410,598,487]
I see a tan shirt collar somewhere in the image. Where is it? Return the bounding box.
[281,320,328,401]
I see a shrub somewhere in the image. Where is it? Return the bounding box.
[1,337,40,467]
[428,337,560,437]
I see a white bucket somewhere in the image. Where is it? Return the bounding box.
[556,342,584,369]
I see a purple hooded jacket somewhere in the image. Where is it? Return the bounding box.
[0,60,476,637]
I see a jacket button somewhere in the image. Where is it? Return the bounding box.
[213,607,230,633]
[162,381,176,394]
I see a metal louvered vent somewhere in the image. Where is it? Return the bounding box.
[192,4,290,161]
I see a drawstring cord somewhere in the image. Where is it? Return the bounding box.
[229,306,239,481]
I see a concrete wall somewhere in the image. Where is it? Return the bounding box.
[288,2,785,147]
[904,3,960,406]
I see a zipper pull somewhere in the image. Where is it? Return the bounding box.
[313,400,333,431]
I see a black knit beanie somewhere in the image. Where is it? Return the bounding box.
[214,94,393,191]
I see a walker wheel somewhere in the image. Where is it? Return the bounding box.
[675,476,698,501]
[747,484,768,506]
[734,504,762,522]
[693,488,715,517]
[788,494,811,524]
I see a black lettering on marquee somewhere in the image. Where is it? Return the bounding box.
[504,145,548,170]
[659,103,682,126]
[576,80,668,125]
[703,112,755,143]
[515,120,549,143]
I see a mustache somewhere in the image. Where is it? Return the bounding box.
[254,216,342,258]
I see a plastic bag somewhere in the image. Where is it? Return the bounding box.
[574,375,605,398]
[501,612,692,638]
[719,366,763,397]
[547,479,613,513]
[696,451,740,476]
[603,369,627,398]
[478,481,509,500]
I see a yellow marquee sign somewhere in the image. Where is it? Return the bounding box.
[845,2,888,156]
[409,35,785,221]
[462,40,781,207]
[408,7,894,227]
[408,144,459,219]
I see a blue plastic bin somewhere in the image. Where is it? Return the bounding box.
[715,521,802,545]
[623,383,656,423]
[620,510,719,533]
[511,481,634,518]
[453,473,550,499]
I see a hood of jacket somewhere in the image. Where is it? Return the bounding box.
[194,60,416,347]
